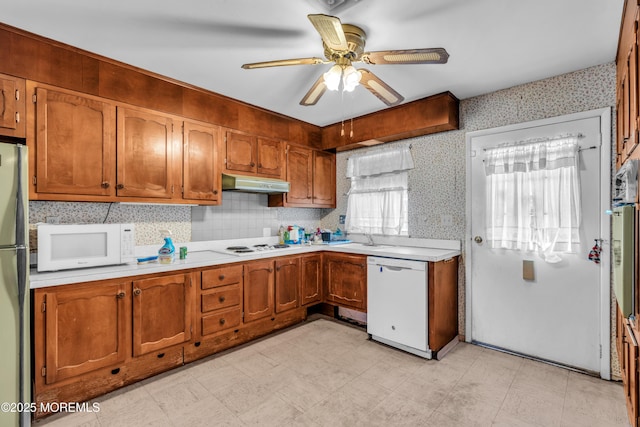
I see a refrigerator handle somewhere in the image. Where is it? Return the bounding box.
[15,144,27,425]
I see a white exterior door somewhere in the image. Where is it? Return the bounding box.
[466,109,611,377]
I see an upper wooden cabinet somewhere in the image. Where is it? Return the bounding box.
[224,130,284,179]
[116,106,178,200]
[28,83,116,198]
[269,144,336,208]
[27,82,222,205]
[0,73,26,138]
[312,150,336,208]
[617,0,640,167]
[183,120,221,203]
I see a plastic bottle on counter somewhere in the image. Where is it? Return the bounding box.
[158,229,175,264]
[278,225,285,245]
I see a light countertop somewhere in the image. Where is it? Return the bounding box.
[29,236,461,289]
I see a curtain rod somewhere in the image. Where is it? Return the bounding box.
[482,133,583,151]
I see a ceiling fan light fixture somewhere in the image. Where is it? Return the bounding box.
[323,64,343,91]
[342,65,362,92]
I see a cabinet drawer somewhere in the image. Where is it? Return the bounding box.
[202,265,243,289]
[201,284,241,313]
[201,308,242,336]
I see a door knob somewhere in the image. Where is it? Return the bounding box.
[474,236,483,244]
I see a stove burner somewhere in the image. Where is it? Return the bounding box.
[253,244,269,248]
[227,246,249,251]
[273,244,290,249]
[234,248,255,253]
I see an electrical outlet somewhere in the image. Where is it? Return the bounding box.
[338,215,346,225]
[46,216,60,224]
[440,214,453,226]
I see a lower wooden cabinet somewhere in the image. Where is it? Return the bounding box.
[323,252,367,311]
[132,273,194,356]
[199,264,243,337]
[300,253,322,306]
[244,259,275,322]
[36,280,130,385]
[619,305,640,427]
[275,257,300,313]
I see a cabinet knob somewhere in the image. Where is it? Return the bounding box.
[258,163,263,168]
[268,268,273,273]
[101,182,110,189]
[219,318,226,325]
[276,266,280,271]
[219,296,226,303]
[213,190,218,195]
[116,184,125,190]
[218,274,225,281]
[116,291,125,299]
[250,162,256,167]
[133,288,141,296]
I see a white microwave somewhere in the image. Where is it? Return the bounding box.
[37,223,136,272]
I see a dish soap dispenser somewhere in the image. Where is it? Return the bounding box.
[158,229,175,264]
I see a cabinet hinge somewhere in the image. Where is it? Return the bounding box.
[241,312,245,318]
[32,94,37,103]
[41,301,46,313]
[41,366,46,377]
[600,344,602,359]
[171,185,174,194]
[33,176,37,186]
[15,89,19,101]
[15,112,20,124]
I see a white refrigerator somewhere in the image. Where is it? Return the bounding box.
[0,142,30,427]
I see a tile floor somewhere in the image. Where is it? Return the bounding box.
[37,316,629,427]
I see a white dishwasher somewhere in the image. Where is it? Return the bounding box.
[367,256,431,359]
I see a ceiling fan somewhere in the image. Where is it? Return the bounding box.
[241,14,449,107]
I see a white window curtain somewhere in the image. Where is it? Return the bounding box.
[484,136,581,262]
[345,146,413,236]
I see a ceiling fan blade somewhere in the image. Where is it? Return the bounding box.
[300,75,327,106]
[307,14,348,51]
[362,48,449,65]
[358,69,404,106]
[242,57,325,69]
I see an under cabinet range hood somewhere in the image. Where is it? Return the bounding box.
[221,173,290,194]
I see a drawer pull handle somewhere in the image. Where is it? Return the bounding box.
[101,182,110,189]
[116,292,125,299]
[111,368,120,375]
[194,341,201,347]
[157,353,165,359]
[219,296,226,303]
[219,318,226,325]
[133,288,141,296]
[219,274,225,281]
[116,184,124,190]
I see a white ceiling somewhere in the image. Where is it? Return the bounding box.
[1,0,624,127]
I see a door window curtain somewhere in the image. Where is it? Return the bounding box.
[345,146,413,236]
[484,136,581,262]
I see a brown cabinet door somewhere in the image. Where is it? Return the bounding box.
[313,150,336,207]
[324,253,367,310]
[300,254,322,306]
[243,260,274,323]
[624,323,639,424]
[257,138,283,177]
[183,121,220,202]
[225,130,257,174]
[132,273,194,356]
[275,257,299,313]
[41,281,130,384]
[117,106,175,199]
[428,258,459,352]
[0,73,25,137]
[286,145,313,205]
[33,85,115,196]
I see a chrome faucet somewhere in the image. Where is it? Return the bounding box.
[365,234,375,246]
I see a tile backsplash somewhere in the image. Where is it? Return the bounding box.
[191,192,329,241]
